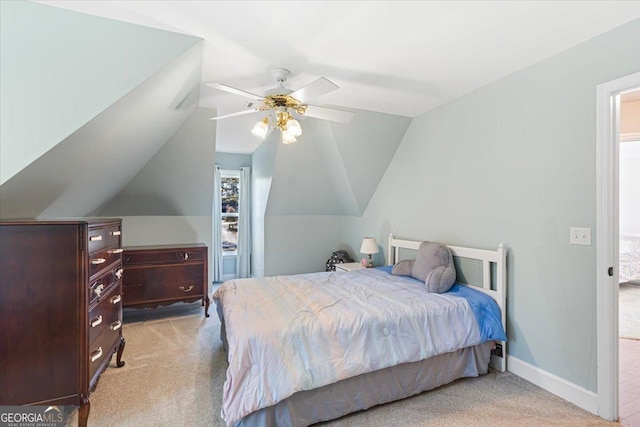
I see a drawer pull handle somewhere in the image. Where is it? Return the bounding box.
[94,283,105,297]
[115,268,123,279]
[91,258,106,265]
[178,252,189,261]
[179,285,194,293]
[91,315,103,327]
[111,295,121,304]
[111,230,122,236]
[90,235,103,242]
[90,347,103,362]
[108,248,124,254]
[110,321,122,331]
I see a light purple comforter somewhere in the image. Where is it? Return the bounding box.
[213,268,483,426]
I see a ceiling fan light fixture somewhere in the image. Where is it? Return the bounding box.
[209,68,353,147]
[251,117,269,139]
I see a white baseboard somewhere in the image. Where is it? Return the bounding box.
[508,356,598,415]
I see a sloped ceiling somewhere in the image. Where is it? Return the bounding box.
[0,1,201,185]
[266,109,410,216]
[0,1,203,219]
[34,1,640,154]
[99,107,216,216]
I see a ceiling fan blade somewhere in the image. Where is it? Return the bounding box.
[289,77,339,103]
[210,109,261,120]
[303,104,354,124]
[206,83,264,101]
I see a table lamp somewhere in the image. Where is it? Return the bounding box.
[360,237,379,268]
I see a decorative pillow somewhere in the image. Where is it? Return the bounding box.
[412,241,456,293]
[391,259,414,276]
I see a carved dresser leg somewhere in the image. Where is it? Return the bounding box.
[78,395,90,427]
[116,336,126,367]
[204,296,211,318]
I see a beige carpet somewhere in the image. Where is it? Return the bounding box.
[620,283,640,340]
[65,303,617,427]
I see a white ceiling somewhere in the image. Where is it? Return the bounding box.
[38,1,640,153]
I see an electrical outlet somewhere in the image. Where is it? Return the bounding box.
[570,227,591,245]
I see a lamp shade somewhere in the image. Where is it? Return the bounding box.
[360,237,379,255]
[282,130,297,144]
[287,119,302,136]
[251,118,269,139]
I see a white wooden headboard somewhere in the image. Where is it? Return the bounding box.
[387,233,508,372]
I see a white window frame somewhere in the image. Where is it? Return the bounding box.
[220,169,240,256]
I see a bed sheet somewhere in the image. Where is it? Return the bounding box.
[213,267,505,426]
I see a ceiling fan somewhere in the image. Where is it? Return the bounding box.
[207,68,354,144]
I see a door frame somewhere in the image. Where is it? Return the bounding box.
[596,71,640,421]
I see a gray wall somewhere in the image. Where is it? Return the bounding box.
[341,18,640,392]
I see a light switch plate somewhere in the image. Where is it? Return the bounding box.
[570,227,591,245]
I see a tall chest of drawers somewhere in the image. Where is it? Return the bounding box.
[0,219,125,427]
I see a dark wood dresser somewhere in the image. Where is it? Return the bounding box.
[0,218,125,427]
[122,244,209,317]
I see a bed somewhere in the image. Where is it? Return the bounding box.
[213,234,507,427]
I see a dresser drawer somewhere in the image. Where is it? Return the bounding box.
[89,286,122,345]
[89,247,123,279]
[88,223,122,254]
[89,265,122,305]
[123,265,204,305]
[123,279,203,304]
[89,325,120,383]
[124,248,205,266]
[89,269,114,306]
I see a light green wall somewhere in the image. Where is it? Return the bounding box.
[0,1,200,185]
[265,215,345,276]
[120,215,213,286]
[99,107,216,280]
[266,121,346,216]
[251,134,279,277]
[330,110,411,214]
[341,18,640,392]
[265,112,410,216]
[100,107,216,216]
[216,153,252,170]
[251,109,409,277]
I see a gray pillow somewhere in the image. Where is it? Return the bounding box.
[412,241,456,293]
[391,259,414,276]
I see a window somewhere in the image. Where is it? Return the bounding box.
[220,170,240,253]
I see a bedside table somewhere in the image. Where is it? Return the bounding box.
[335,262,364,272]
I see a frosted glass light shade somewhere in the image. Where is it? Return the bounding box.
[251,118,269,139]
[360,237,379,255]
[282,130,297,144]
[287,119,302,136]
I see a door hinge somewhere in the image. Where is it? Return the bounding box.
[608,267,613,277]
